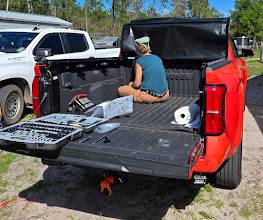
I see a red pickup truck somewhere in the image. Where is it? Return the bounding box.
[0,18,247,188]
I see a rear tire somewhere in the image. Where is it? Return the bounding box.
[214,142,242,188]
[0,85,25,125]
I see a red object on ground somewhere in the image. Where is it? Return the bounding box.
[100,176,115,197]
[0,195,32,209]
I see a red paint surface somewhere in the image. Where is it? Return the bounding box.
[192,41,247,174]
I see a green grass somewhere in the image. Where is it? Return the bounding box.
[239,207,252,219]
[0,153,17,193]
[245,49,263,76]
[194,184,213,204]
[198,211,213,219]
[212,199,224,210]
[203,183,213,193]
[0,153,16,175]
[20,113,35,122]
[67,215,75,220]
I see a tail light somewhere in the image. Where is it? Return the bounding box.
[205,85,227,135]
[32,64,46,117]
[32,77,41,117]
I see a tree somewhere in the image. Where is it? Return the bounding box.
[0,0,28,13]
[231,0,263,39]
[231,0,263,60]
[30,0,50,15]
[131,0,144,19]
[172,0,188,17]
[147,0,159,17]
[188,0,222,18]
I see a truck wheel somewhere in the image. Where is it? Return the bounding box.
[214,142,242,188]
[0,85,25,125]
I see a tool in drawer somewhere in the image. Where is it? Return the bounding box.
[0,121,83,150]
[34,114,108,132]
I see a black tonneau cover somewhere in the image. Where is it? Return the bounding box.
[121,18,230,60]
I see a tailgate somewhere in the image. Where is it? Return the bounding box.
[55,126,202,179]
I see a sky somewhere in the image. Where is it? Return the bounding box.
[77,0,235,17]
[209,0,235,16]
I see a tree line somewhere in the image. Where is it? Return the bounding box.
[0,0,262,43]
[0,0,223,35]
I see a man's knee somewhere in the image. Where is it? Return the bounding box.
[118,86,126,96]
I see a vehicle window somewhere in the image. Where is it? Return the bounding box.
[236,38,242,45]
[65,33,88,53]
[243,38,249,45]
[34,34,64,55]
[0,32,38,53]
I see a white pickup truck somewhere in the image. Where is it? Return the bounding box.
[0,28,120,125]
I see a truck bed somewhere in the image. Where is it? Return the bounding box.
[55,96,201,179]
[112,96,198,131]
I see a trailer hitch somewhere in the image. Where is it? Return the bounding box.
[193,174,207,185]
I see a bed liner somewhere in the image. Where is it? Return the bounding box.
[111,96,199,131]
[55,96,201,179]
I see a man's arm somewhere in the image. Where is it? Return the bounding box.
[131,63,142,89]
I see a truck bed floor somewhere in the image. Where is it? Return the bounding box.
[112,96,198,131]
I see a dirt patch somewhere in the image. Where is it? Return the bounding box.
[0,77,262,220]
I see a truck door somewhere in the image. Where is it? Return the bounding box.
[33,33,69,60]
[61,33,95,59]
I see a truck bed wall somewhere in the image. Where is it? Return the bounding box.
[45,59,203,114]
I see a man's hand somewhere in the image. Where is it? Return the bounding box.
[129,82,134,87]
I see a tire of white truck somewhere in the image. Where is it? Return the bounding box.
[0,84,25,125]
[214,141,242,188]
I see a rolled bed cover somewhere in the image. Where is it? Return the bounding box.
[121,18,230,61]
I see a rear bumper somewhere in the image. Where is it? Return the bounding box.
[56,154,191,179]
[192,133,241,173]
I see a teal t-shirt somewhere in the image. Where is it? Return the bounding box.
[136,54,168,94]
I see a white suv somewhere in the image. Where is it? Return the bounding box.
[0,28,120,125]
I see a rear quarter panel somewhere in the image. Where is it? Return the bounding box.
[193,41,247,173]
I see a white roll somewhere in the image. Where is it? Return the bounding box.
[172,104,200,125]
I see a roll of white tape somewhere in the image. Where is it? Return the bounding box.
[172,104,200,125]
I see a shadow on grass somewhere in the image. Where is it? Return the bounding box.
[246,74,263,134]
[20,165,200,220]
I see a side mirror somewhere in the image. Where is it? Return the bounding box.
[35,48,52,61]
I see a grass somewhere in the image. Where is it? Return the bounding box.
[67,215,75,220]
[229,201,238,208]
[0,206,11,219]
[257,193,263,215]
[198,211,213,219]
[194,184,213,204]
[0,152,16,193]
[15,168,38,181]
[0,179,8,193]
[245,49,263,76]
[203,183,213,193]
[260,194,263,208]
[212,199,224,210]
[0,153,16,175]
[239,207,252,219]
[20,113,35,122]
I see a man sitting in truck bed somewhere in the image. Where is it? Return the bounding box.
[118,36,169,103]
